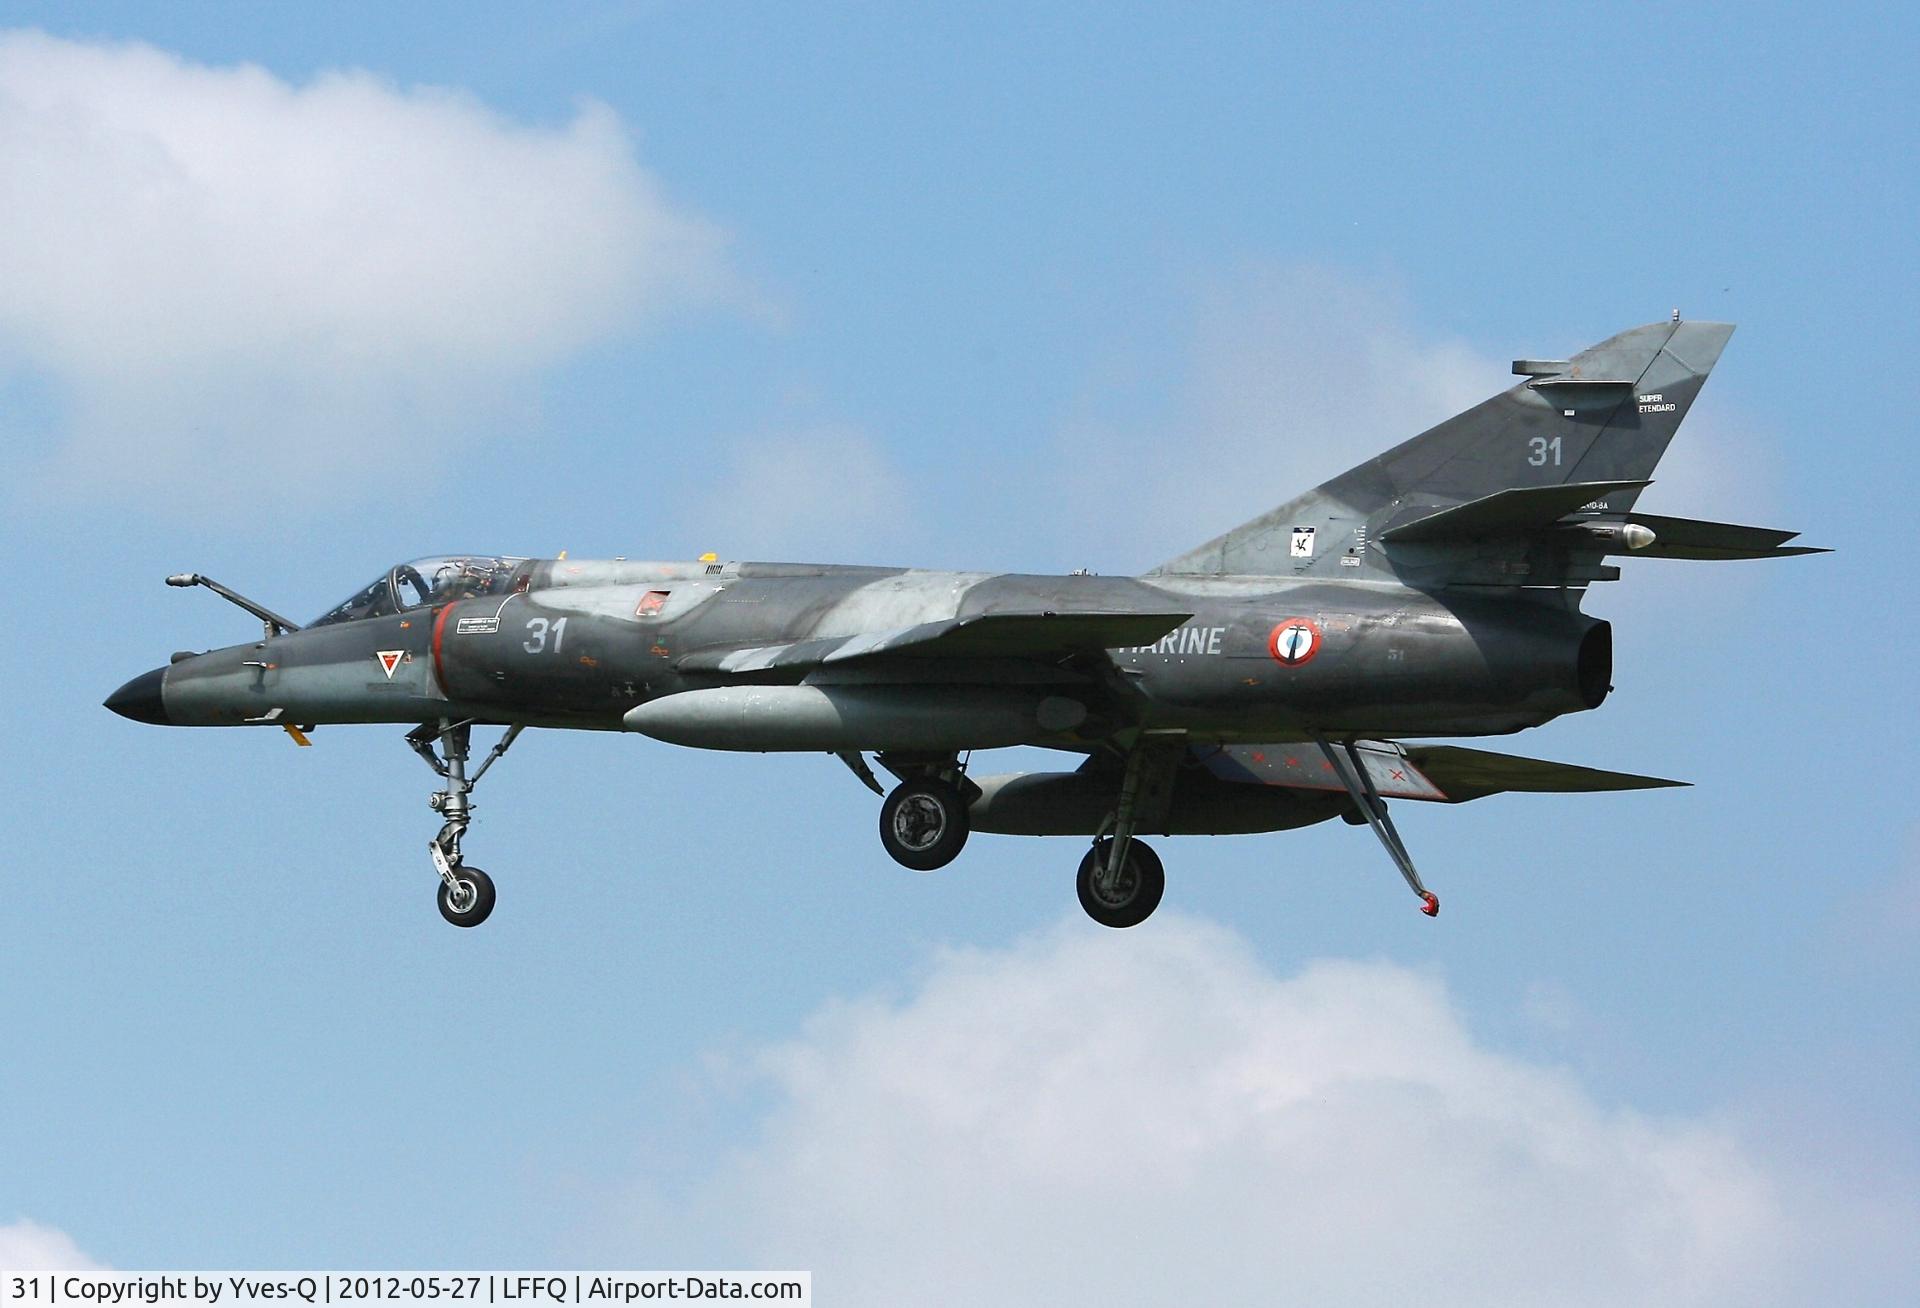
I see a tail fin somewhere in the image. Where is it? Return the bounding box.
[1151,318,1735,577]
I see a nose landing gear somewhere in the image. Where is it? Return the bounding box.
[407,720,523,927]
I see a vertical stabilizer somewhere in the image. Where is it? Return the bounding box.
[1151,319,1734,577]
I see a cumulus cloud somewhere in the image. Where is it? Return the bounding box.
[636,916,1909,1307]
[0,1219,103,1270]
[0,30,732,503]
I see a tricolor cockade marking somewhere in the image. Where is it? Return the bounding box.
[1267,618,1322,667]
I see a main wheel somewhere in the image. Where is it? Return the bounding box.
[437,864,497,927]
[1076,838,1165,928]
[879,779,970,871]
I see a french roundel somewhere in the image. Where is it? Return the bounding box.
[1267,617,1322,667]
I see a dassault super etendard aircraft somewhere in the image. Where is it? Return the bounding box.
[108,316,1822,929]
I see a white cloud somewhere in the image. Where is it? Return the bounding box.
[0,30,733,503]
[637,916,1912,1307]
[0,1219,103,1270]
[689,424,918,563]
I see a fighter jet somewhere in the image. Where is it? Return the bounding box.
[107,316,1822,929]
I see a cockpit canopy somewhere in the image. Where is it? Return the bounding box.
[311,556,525,627]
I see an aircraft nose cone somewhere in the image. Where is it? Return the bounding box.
[105,666,169,725]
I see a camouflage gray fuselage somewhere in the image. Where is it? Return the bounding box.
[163,320,1770,754]
[161,559,1608,748]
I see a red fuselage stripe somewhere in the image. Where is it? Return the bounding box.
[431,602,454,695]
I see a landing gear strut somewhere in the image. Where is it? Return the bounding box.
[407,719,523,927]
[1078,739,1180,928]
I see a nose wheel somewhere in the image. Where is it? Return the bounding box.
[436,864,496,927]
[409,720,523,928]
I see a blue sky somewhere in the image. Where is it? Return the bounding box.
[1,2,1915,1301]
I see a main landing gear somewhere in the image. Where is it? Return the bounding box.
[858,743,1181,927]
[880,778,970,871]
[1077,837,1164,928]
[1076,740,1180,928]
[858,735,1440,928]
[873,754,978,872]
[406,719,524,928]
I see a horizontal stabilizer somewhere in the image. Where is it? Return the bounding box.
[1624,512,1830,561]
[1524,375,1637,390]
[1379,480,1650,544]
[1401,744,1687,802]
[681,610,1192,675]
[1203,740,1685,804]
